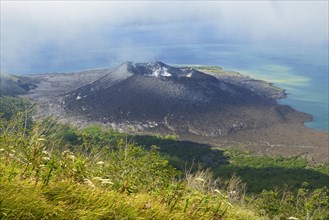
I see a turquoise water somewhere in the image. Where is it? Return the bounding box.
[9,43,329,131]
[232,45,328,132]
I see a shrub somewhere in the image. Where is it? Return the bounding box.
[255,185,329,219]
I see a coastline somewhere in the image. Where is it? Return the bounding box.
[198,65,327,132]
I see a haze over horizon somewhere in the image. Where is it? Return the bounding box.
[1,1,328,74]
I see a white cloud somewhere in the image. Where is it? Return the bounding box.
[1,1,328,73]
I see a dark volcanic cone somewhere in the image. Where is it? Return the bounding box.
[63,61,289,136]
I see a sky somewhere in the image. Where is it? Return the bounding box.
[1,1,328,74]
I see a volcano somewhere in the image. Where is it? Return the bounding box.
[62,61,292,136]
[15,61,328,162]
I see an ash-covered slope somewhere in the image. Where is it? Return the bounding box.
[63,61,289,136]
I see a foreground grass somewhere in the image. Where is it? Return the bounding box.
[0,114,260,219]
[1,180,260,220]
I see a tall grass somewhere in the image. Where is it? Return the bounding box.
[0,113,260,219]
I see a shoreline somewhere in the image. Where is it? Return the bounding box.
[198,65,327,132]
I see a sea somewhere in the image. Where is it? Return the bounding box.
[8,43,329,132]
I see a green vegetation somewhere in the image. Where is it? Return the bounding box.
[214,149,329,193]
[194,66,242,77]
[134,135,227,170]
[0,96,33,120]
[193,65,223,71]
[0,97,328,219]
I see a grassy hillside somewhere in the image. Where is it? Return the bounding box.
[0,72,27,96]
[1,97,328,219]
[0,115,259,219]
